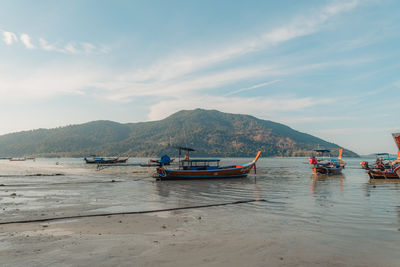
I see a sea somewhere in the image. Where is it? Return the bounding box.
[0,157,399,265]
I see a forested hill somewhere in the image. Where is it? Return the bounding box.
[0,109,358,157]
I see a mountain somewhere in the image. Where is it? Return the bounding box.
[0,109,358,157]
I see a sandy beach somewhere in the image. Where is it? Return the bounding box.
[0,207,385,267]
[1,158,400,267]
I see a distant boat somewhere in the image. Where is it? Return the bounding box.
[155,146,261,180]
[9,158,27,161]
[309,149,346,175]
[84,156,129,164]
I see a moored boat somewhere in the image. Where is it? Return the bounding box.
[309,149,345,175]
[9,157,27,161]
[84,156,129,164]
[367,169,399,179]
[155,148,261,180]
[367,133,400,180]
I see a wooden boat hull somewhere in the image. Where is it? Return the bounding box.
[84,157,129,164]
[9,158,27,161]
[367,169,399,180]
[157,164,255,180]
[312,166,343,175]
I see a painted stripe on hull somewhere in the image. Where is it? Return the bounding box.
[157,174,248,180]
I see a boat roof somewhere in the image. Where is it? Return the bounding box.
[172,146,195,152]
[314,149,330,153]
[376,153,389,156]
[182,159,220,162]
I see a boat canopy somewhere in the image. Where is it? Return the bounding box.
[184,159,220,162]
[172,146,195,152]
[180,158,220,169]
[314,149,330,153]
[376,153,390,156]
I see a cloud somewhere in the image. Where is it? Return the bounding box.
[0,0,362,109]
[277,115,355,124]
[0,64,101,101]
[64,42,78,54]
[39,38,60,52]
[146,95,330,121]
[1,28,109,54]
[111,0,360,87]
[226,80,281,96]
[1,30,18,45]
[20,33,35,49]
[39,38,110,55]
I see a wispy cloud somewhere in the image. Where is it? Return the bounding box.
[39,38,59,52]
[1,28,109,54]
[277,115,356,125]
[20,33,35,49]
[114,0,360,86]
[1,30,17,45]
[226,80,281,96]
[146,95,328,121]
[0,64,99,101]
[0,0,362,112]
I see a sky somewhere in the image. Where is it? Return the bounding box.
[0,0,399,155]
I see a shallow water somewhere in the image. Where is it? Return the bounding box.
[1,157,399,264]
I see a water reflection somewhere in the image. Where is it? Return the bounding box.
[310,174,345,197]
[154,177,258,205]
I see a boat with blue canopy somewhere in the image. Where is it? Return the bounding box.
[155,146,261,180]
[309,149,345,175]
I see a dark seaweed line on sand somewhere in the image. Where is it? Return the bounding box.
[0,199,273,225]
[0,180,122,187]
[0,173,64,177]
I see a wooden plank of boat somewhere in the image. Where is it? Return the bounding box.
[367,169,399,179]
[312,166,343,175]
[156,151,261,180]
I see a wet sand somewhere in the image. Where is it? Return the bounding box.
[0,208,386,267]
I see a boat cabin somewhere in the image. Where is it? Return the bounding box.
[180,159,220,170]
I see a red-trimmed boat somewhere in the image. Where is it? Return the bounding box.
[309,149,346,175]
[155,147,261,180]
[366,133,400,180]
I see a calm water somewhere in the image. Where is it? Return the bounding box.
[1,157,399,264]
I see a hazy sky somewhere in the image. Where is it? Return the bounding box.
[1,0,399,154]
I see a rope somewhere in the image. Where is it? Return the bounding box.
[0,199,269,225]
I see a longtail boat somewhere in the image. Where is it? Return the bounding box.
[367,133,400,180]
[9,158,27,161]
[84,156,129,164]
[360,153,395,170]
[309,149,346,175]
[155,147,261,180]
